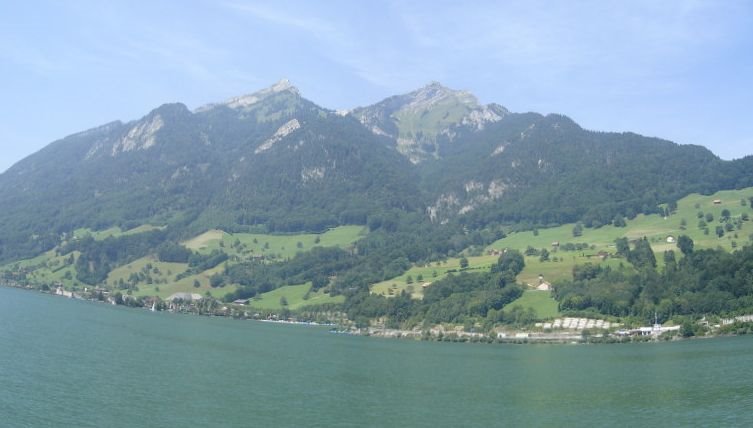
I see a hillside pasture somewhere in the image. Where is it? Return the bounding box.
[246,283,344,310]
[184,225,365,261]
[503,290,561,320]
[488,187,753,284]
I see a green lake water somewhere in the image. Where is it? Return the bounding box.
[1,286,752,427]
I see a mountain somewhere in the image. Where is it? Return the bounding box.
[0,80,751,265]
[0,80,419,261]
[351,82,508,163]
[354,84,753,226]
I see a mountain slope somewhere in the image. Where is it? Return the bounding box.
[0,81,418,262]
[1,80,751,266]
[351,82,508,163]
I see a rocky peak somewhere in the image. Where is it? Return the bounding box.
[194,79,300,113]
[352,82,509,163]
[404,81,479,111]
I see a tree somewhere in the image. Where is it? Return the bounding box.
[663,250,677,271]
[716,225,725,238]
[706,212,714,223]
[459,257,469,269]
[193,279,201,288]
[680,321,695,338]
[539,248,550,262]
[721,209,731,221]
[280,296,288,306]
[572,223,583,237]
[406,275,414,284]
[615,237,630,258]
[209,273,224,288]
[613,215,626,227]
[677,235,694,256]
[628,237,656,269]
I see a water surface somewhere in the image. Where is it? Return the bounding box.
[1,287,751,427]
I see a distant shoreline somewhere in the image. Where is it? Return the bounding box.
[3,282,750,345]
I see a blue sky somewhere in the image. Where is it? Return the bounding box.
[1,0,752,172]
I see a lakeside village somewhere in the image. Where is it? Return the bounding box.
[6,279,753,344]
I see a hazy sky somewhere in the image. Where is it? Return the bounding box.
[1,1,752,172]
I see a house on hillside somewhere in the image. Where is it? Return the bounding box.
[666,236,675,244]
[713,199,722,205]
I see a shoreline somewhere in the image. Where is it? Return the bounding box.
[3,282,748,345]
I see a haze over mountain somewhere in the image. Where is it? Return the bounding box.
[0,80,751,263]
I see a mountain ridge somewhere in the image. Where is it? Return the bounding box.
[1,79,751,264]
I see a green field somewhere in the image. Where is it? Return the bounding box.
[107,226,365,299]
[488,187,753,285]
[371,254,499,298]
[106,256,237,299]
[503,290,561,320]
[184,225,365,261]
[246,283,344,310]
[73,224,163,240]
[9,250,84,289]
[370,187,753,298]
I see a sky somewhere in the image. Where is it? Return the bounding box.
[1,0,752,172]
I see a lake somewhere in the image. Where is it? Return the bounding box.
[1,286,751,427]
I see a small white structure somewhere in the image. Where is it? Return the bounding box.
[666,236,676,243]
[166,292,203,302]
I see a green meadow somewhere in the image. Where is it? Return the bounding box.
[3,225,364,308]
[370,187,753,298]
[504,290,561,320]
[371,254,499,298]
[488,187,753,285]
[184,225,365,261]
[245,283,344,310]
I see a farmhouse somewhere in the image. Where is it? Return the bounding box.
[713,199,722,205]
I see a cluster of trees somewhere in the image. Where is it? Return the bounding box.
[60,230,168,285]
[342,250,525,328]
[553,237,753,322]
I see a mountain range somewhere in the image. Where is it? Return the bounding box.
[1,79,751,263]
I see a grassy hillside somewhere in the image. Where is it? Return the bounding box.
[489,187,753,285]
[370,187,753,299]
[246,283,344,310]
[371,254,498,298]
[504,290,561,320]
[184,225,365,260]
[3,225,365,307]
